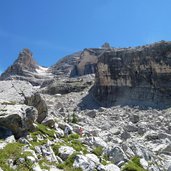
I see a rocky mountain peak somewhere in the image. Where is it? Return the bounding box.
[101,42,111,49]
[14,48,38,71]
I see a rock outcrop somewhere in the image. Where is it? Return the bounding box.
[93,41,171,108]
[50,46,110,77]
[0,80,48,138]
[0,49,54,86]
[41,78,92,95]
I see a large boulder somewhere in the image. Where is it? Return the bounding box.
[0,80,48,138]
[0,104,37,138]
[82,137,107,148]
[104,164,120,171]
[73,154,100,171]
[106,146,128,164]
[58,146,75,160]
[0,80,47,123]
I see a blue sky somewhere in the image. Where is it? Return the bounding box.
[1,0,171,73]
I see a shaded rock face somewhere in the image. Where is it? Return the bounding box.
[0,104,38,139]
[70,49,100,77]
[93,41,171,108]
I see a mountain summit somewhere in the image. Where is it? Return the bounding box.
[0,48,53,85]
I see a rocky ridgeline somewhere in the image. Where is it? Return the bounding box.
[0,44,110,86]
[0,41,171,170]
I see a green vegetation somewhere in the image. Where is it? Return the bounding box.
[29,123,57,147]
[57,152,82,171]
[71,113,78,123]
[30,131,48,147]
[53,133,88,170]
[53,133,88,155]
[36,123,56,138]
[103,154,109,161]
[63,133,80,142]
[101,159,108,165]
[0,142,34,171]
[92,146,103,157]
[122,157,147,171]
[38,158,57,170]
[0,109,7,112]
[1,101,16,105]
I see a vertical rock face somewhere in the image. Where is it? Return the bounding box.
[70,49,99,77]
[93,41,171,108]
[51,46,110,77]
[70,48,109,77]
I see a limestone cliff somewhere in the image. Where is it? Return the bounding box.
[50,46,108,77]
[93,41,171,108]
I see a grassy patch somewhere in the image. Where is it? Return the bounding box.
[71,113,78,124]
[122,157,147,171]
[0,142,34,171]
[36,123,56,138]
[57,152,82,171]
[38,158,57,170]
[63,133,80,142]
[30,131,48,147]
[92,146,103,157]
[53,133,88,157]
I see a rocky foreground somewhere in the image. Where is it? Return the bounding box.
[0,78,170,171]
[1,41,171,171]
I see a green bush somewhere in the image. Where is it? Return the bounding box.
[57,152,82,171]
[122,157,147,171]
[63,133,80,142]
[52,143,62,156]
[71,113,78,123]
[36,123,56,138]
[92,146,103,157]
[0,142,34,171]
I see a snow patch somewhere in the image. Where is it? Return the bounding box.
[36,66,53,76]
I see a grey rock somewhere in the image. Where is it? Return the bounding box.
[0,80,48,123]
[124,124,138,132]
[144,131,159,141]
[42,117,55,128]
[104,164,120,171]
[82,137,107,148]
[85,110,97,118]
[0,104,37,138]
[73,154,99,171]
[140,158,148,170]
[107,146,128,164]
[130,114,140,123]
[58,146,75,160]
[120,131,131,140]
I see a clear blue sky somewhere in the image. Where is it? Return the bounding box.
[1,0,171,73]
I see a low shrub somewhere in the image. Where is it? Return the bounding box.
[122,157,147,171]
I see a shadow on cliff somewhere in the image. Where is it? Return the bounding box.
[78,87,170,110]
[78,89,101,110]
